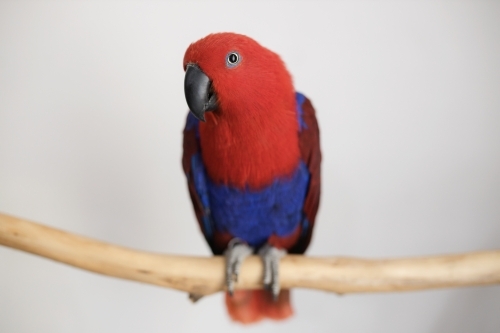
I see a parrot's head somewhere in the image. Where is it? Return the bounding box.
[183,33,295,123]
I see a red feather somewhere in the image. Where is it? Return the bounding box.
[184,33,300,189]
[225,290,293,324]
[290,96,322,254]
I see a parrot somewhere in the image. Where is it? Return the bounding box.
[182,32,321,323]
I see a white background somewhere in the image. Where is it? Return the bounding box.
[1,1,499,332]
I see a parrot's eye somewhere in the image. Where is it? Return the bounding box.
[226,52,241,68]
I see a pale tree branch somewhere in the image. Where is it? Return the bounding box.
[1,212,500,296]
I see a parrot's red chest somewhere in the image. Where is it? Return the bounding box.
[199,109,300,189]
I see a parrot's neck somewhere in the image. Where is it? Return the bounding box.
[199,105,300,190]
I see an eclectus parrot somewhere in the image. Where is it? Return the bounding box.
[182,33,321,323]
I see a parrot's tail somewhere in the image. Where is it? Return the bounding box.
[225,289,293,324]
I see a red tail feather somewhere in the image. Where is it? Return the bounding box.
[225,290,293,324]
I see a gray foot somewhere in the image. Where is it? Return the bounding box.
[258,244,286,300]
[224,238,253,296]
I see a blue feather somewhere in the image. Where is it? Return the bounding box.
[191,154,213,239]
[207,161,309,247]
[185,112,200,138]
[295,92,307,132]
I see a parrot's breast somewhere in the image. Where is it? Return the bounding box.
[185,93,311,247]
[197,98,301,189]
[207,160,309,247]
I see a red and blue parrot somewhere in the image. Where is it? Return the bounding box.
[182,33,321,323]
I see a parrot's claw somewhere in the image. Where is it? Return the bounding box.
[224,239,253,296]
[258,244,286,300]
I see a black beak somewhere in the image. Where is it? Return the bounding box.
[184,64,218,122]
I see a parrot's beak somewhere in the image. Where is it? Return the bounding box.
[184,64,218,122]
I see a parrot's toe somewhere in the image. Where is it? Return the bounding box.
[224,238,253,296]
[258,244,286,300]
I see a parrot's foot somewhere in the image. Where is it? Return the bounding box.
[224,238,253,296]
[258,244,287,300]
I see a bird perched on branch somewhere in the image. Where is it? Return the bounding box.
[182,32,321,323]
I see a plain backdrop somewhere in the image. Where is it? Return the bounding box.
[1,1,500,332]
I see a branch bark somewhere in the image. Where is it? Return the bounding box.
[1,212,500,296]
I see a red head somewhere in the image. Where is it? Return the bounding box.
[183,33,296,123]
[183,33,300,189]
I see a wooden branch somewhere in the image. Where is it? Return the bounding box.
[1,212,500,296]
